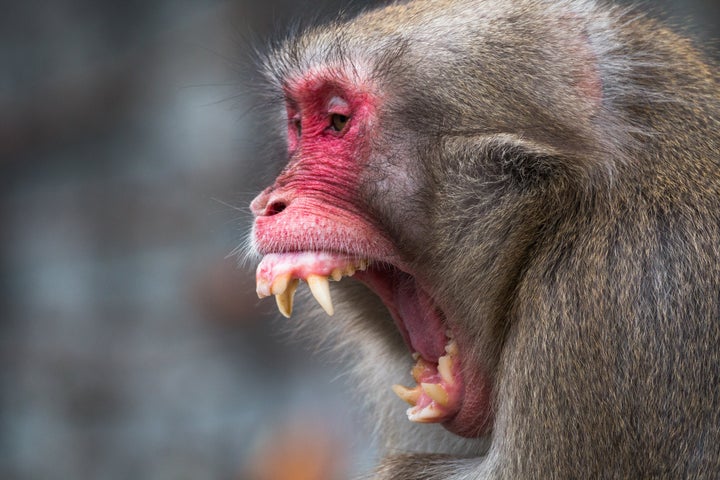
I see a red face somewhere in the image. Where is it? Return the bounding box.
[251,72,396,262]
[251,69,493,438]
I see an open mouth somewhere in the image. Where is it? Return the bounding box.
[256,251,465,424]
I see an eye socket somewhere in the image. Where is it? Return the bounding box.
[330,113,349,132]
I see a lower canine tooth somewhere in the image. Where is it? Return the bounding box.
[275,278,299,318]
[392,384,420,406]
[307,274,334,316]
[421,383,449,406]
[438,355,454,384]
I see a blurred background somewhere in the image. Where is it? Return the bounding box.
[0,1,717,479]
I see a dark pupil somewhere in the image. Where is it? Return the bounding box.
[331,114,348,131]
[294,119,302,136]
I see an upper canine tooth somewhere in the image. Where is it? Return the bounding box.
[306,274,334,316]
[275,278,299,318]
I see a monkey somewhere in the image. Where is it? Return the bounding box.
[247,0,720,478]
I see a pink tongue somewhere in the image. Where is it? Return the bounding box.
[394,277,447,362]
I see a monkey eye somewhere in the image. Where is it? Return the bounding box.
[330,113,349,132]
[292,118,302,137]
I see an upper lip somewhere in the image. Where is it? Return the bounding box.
[255,250,372,318]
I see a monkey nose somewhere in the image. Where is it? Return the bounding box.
[250,190,289,217]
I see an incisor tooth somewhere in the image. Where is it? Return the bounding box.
[256,279,271,299]
[421,382,450,406]
[392,384,420,406]
[307,274,334,316]
[407,404,444,423]
[438,355,454,384]
[275,278,299,318]
[330,269,342,281]
[445,340,459,356]
[270,273,292,295]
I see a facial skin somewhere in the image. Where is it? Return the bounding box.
[248,0,720,478]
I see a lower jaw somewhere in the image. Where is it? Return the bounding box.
[355,267,494,437]
[254,252,492,437]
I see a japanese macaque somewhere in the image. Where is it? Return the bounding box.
[248,0,720,477]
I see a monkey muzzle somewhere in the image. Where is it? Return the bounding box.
[255,251,467,425]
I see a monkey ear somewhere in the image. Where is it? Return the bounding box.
[444,133,580,189]
[483,134,558,186]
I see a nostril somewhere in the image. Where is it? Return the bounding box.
[251,189,291,217]
[266,201,287,216]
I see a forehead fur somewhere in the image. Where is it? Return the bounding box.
[260,0,608,92]
[262,20,408,96]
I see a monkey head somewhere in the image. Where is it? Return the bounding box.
[247,1,720,475]
[249,64,491,435]
[248,2,599,439]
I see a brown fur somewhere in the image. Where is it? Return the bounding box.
[255,0,720,478]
